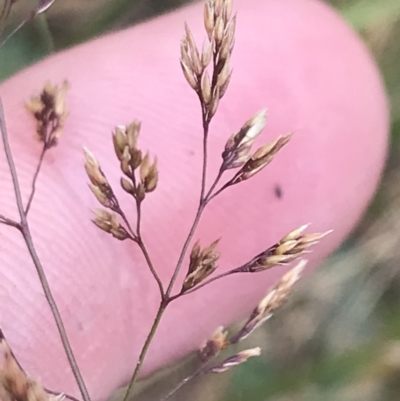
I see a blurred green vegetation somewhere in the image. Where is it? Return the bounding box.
[1,1,400,401]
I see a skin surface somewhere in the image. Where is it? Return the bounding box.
[0,0,388,399]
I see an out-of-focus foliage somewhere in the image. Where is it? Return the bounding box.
[1,1,400,400]
[330,0,400,142]
[0,0,194,81]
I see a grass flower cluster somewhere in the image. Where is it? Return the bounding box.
[0,1,330,401]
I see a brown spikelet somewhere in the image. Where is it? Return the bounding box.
[112,126,128,161]
[184,24,203,76]
[230,260,307,343]
[182,239,220,292]
[198,326,229,362]
[222,109,267,170]
[203,2,214,39]
[214,15,225,46]
[83,147,120,211]
[0,330,61,401]
[201,40,213,69]
[120,177,134,195]
[109,121,159,202]
[182,0,236,116]
[25,81,70,149]
[241,226,331,273]
[140,153,158,193]
[92,209,130,241]
[83,147,108,186]
[206,347,261,374]
[228,133,293,186]
[201,71,212,104]
[180,60,198,90]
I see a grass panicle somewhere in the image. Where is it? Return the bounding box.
[0,1,330,401]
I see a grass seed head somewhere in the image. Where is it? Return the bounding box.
[140,154,158,193]
[230,260,307,343]
[198,326,229,361]
[201,40,213,69]
[25,80,70,148]
[206,347,261,374]
[244,227,330,273]
[222,109,267,170]
[204,2,214,39]
[92,209,130,240]
[182,239,220,292]
[0,330,52,401]
[228,133,293,185]
[83,147,108,187]
[180,60,198,90]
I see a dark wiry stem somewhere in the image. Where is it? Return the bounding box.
[169,265,244,301]
[0,16,30,48]
[122,301,167,401]
[136,236,164,297]
[164,44,226,296]
[204,167,224,205]
[164,93,215,298]
[132,172,164,297]
[1,329,82,401]
[0,100,91,401]
[0,0,57,48]
[200,107,209,201]
[159,363,208,401]
[25,145,46,216]
[122,95,212,401]
[123,9,232,399]
[205,180,229,204]
[0,214,20,228]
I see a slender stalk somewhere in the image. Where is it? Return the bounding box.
[122,8,232,397]
[0,1,57,48]
[204,167,224,205]
[122,302,167,401]
[136,237,164,297]
[165,203,206,296]
[0,214,20,228]
[122,102,213,401]
[163,44,226,296]
[164,168,225,301]
[199,108,209,201]
[111,195,163,297]
[205,180,229,204]
[0,100,91,401]
[121,184,206,401]
[122,62,231,398]
[25,145,46,216]
[20,233,90,401]
[1,328,81,401]
[164,104,211,298]
[159,363,207,401]
[115,206,136,239]
[0,106,25,215]
[131,172,164,297]
[169,266,244,301]
[134,193,142,237]
[0,16,28,48]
